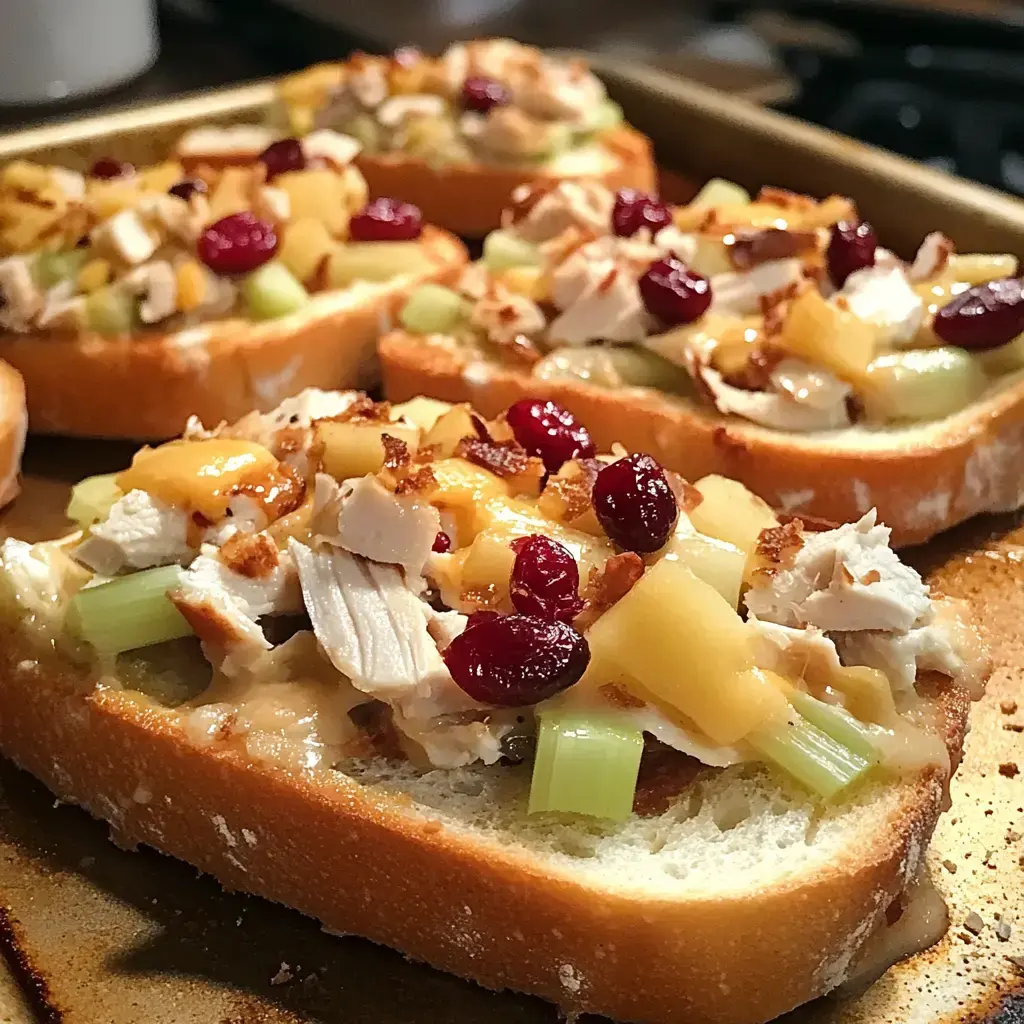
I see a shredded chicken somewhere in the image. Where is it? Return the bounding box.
[744,511,932,632]
[74,489,193,576]
[124,260,178,324]
[504,180,614,243]
[470,288,547,348]
[711,259,804,317]
[0,257,43,332]
[839,264,923,347]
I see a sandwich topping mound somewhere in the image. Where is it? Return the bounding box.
[276,41,623,173]
[0,128,443,338]
[0,391,987,818]
[397,178,1024,430]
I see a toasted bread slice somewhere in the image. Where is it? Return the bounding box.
[0,360,25,507]
[0,228,465,441]
[0,615,968,1024]
[379,330,1024,548]
[356,127,656,237]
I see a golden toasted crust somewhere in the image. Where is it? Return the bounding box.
[0,229,465,441]
[356,127,656,237]
[0,614,968,1024]
[379,331,1024,548]
[0,360,25,508]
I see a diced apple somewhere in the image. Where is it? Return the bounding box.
[137,161,185,194]
[537,460,604,537]
[278,216,335,284]
[585,558,787,745]
[779,289,875,384]
[326,241,436,287]
[663,519,746,609]
[689,475,779,558]
[459,531,517,608]
[315,419,420,479]
[423,404,478,457]
[687,235,735,278]
[275,168,351,237]
[391,396,452,432]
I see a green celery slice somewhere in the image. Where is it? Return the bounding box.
[68,565,193,654]
[241,260,309,321]
[66,473,122,529]
[482,230,541,272]
[787,690,882,765]
[747,710,872,799]
[529,708,644,821]
[398,284,468,334]
[35,249,89,288]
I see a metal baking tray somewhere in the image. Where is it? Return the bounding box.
[0,57,1022,1024]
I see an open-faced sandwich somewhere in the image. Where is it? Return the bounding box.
[273,40,656,237]
[382,178,1024,546]
[0,129,465,439]
[0,389,988,1024]
[0,358,25,508]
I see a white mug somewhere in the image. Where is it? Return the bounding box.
[0,0,158,105]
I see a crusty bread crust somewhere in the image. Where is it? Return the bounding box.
[356,127,656,238]
[0,361,26,508]
[0,616,968,1024]
[0,229,465,441]
[379,331,1024,548]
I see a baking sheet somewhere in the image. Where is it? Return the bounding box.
[0,58,1022,1024]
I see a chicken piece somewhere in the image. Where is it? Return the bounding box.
[175,124,277,165]
[93,209,157,266]
[301,129,362,169]
[203,494,269,547]
[171,539,301,676]
[839,264,923,347]
[744,510,931,632]
[470,289,547,348]
[289,540,460,706]
[549,240,651,345]
[124,261,178,324]
[504,180,614,244]
[74,489,194,576]
[377,94,446,128]
[0,256,43,332]
[710,259,803,317]
[513,61,606,123]
[0,538,88,627]
[315,474,440,578]
[748,615,845,679]
[392,708,514,769]
[426,608,468,650]
[698,365,851,432]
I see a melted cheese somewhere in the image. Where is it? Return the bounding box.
[119,438,300,522]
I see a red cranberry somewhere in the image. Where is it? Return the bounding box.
[89,158,133,180]
[461,75,511,114]
[509,535,583,623]
[168,178,207,202]
[444,613,590,707]
[432,530,452,553]
[612,189,673,238]
[933,277,1024,351]
[505,399,595,474]
[593,453,678,553]
[197,212,278,276]
[827,220,877,288]
[638,256,712,326]
[259,138,306,180]
[349,197,423,242]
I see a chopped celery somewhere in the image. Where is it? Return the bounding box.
[747,710,872,799]
[241,260,309,320]
[529,709,644,821]
[66,473,122,529]
[482,230,541,272]
[399,284,469,334]
[581,99,624,136]
[35,249,88,288]
[787,690,882,765]
[85,285,136,337]
[67,565,193,654]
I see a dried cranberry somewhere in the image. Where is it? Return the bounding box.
[444,613,590,707]
[259,138,306,180]
[505,399,595,474]
[509,535,583,623]
[89,158,133,180]
[461,75,511,113]
[197,212,278,276]
[933,277,1024,351]
[638,256,712,326]
[826,220,877,288]
[349,197,423,242]
[593,453,678,553]
[612,189,673,238]
[168,178,207,202]
[432,530,452,553]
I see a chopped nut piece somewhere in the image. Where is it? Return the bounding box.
[269,962,295,986]
[381,433,410,471]
[599,682,646,710]
[729,228,818,271]
[574,552,645,632]
[941,859,958,874]
[996,919,1013,941]
[999,762,1020,778]
[218,532,280,580]
[455,436,543,495]
[1001,699,1018,715]
[964,911,985,935]
[750,520,804,578]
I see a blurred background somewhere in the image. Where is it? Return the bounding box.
[2,0,1024,193]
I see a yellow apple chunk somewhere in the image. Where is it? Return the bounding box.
[315,420,420,480]
[779,289,875,384]
[662,523,746,609]
[586,558,787,745]
[689,475,779,558]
